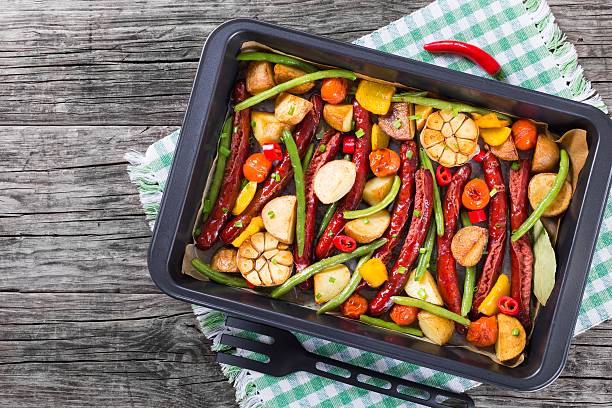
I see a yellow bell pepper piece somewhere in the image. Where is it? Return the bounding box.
[231,216,264,248]
[371,124,390,150]
[475,112,510,128]
[232,181,257,215]
[358,258,388,288]
[478,274,510,316]
[480,127,511,147]
[355,80,395,115]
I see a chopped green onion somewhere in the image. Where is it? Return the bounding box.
[329,277,336,283]
[234,221,243,228]
[355,128,365,138]
[511,161,520,171]
[512,328,520,336]
[222,207,229,214]
[316,293,322,300]
[268,210,275,219]
[363,219,370,224]
[489,187,498,197]
[413,210,421,218]
[392,234,398,238]
[328,231,334,237]
[417,288,427,300]
[397,266,407,275]
[233,126,238,134]
[419,247,427,254]
[407,114,422,120]
[287,105,295,115]
[250,120,256,128]
[319,144,326,152]
[406,150,413,159]
[392,119,402,129]
[271,258,278,265]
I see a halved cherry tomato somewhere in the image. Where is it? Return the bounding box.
[498,296,519,316]
[436,166,452,186]
[243,153,272,183]
[472,150,486,162]
[333,234,357,252]
[321,78,349,104]
[462,178,490,210]
[340,293,368,319]
[390,304,418,326]
[262,142,283,161]
[468,209,487,224]
[369,148,400,177]
[466,316,498,347]
[511,119,537,151]
[343,136,356,154]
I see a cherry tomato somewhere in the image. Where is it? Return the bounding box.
[369,148,400,177]
[321,78,349,105]
[333,234,357,253]
[435,165,452,186]
[468,209,487,224]
[466,316,498,348]
[243,153,272,183]
[342,136,356,154]
[462,178,490,210]
[511,119,537,151]
[472,149,486,162]
[340,293,368,319]
[389,304,418,326]
[262,143,283,162]
[498,296,520,316]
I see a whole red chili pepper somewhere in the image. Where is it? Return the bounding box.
[435,165,452,186]
[423,40,501,76]
[498,296,519,316]
[343,136,356,154]
[262,142,283,162]
[472,150,486,162]
[333,235,357,253]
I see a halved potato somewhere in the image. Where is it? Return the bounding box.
[532,133,560,173]
[274,92,313,125]
[314,264,351,303]
[528,173,572,217]
[323,104,353,132]
[262,195,297,244]
[362,176,394,206]
[246,61,275,95]
[273,64,315,94]
[451,226,488,267]
[211,248,239,273]
[417,311,454,346]
[488,136,519,161]
[495,314,526,361]
[251,111,294,145]
[405,269,444,305]
[344,210,390,244]
[314,160,356,204]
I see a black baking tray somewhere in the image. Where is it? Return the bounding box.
[148,19,612,391]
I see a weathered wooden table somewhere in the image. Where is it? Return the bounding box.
[1,1,610,406]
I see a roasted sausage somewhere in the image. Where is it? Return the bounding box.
[294,131,342,272]
[373,141,418,265]
[315,100,372,259]
[509,158,533,331]
[470,152,508,318]
[196,81,251,249]
[368,169,434,316]
[220,95,323,243]
[437,164,471,332]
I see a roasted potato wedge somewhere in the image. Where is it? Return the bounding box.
[314,264,351,303]
[362,176,394,206]
[251,111,294,145]
[528,173,572,217]
[210,248,239,273]
[313,160,356,204]
[451,226,488,267]
[344,210,390,244]
[417,311,454,346]
[405,269,444,305]
[415,104,434,131]
[323,103,353,132]
[496,314,526,361]
[246,61,275,95]
[262,195,297,244]
[273,64,315,94]
[532,133,560,173]
[274,92,313,125]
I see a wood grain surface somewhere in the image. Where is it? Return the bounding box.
[1,1,610,407]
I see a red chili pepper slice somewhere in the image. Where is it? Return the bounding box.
[423,40,501,76]
[498,295,519,316]
[333,234,357,253]
[246,280,256,289]
[472,150,486,162]
[435,165,452,187]
[468,209,487,224]
[262,142,283,162]
[342,136,356,154]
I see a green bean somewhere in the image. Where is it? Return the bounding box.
[343,175,401,219]
[317,251,373,315]
[282,130,306,257]
[511,149,569,242]
[302,143,315,173]
[359,315,423,337]
[419,148,444,236]
[271,238,387,298]
[317,202,337,238]
[192,259,249,288]
[202,117,233,216]
[391,296,471,326]
[460,211,476,316]
[236,52,318,73]
[235,69,357,111]
[391,94,511,122]
[413,220,436,281]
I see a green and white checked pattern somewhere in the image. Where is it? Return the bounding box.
[126,0,611,406]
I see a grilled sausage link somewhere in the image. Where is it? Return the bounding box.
[368,169,434,316]
[470,152,508,318]
[315,100,372,259]
[294,131,342,272]
[510,158,533,330]
[196,81,251,249]
[220,95,323,243]
[373,141,418,265]
[437,164,471,329]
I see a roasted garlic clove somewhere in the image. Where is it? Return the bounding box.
[236,232,293,287]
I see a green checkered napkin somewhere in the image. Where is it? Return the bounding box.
[126,0,611,406]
